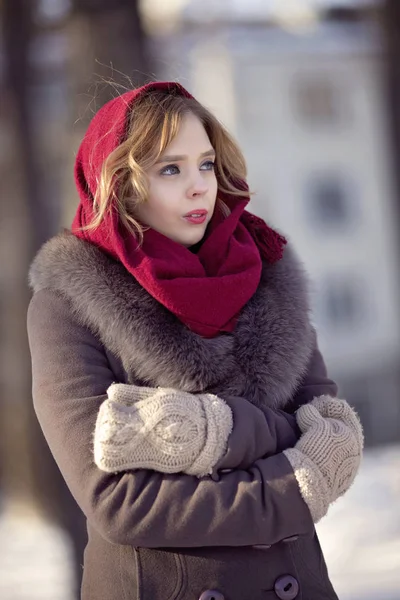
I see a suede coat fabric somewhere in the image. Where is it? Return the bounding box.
[28,231,339,600]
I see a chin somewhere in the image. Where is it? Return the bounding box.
[176,228,206,248]
[186,231,207,247]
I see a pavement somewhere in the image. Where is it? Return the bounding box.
[0,444,399,600]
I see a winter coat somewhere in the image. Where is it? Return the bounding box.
[27,231,339,600]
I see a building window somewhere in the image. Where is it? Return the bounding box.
[307,173,358,231]
[319,276,364,330]
[293,76,347,126]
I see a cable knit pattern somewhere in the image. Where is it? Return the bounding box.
[284,396,364,523]
[94,384,233,477]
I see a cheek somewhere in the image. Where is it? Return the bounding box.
[147,180,178,218]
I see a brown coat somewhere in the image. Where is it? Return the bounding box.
[27,232,339,600]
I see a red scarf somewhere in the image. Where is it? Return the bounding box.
[72,82,286,338]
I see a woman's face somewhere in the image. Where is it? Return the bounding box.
[136,112,218,247]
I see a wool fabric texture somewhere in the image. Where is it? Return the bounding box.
[71,81,286,338]
[284,396,364,523]
[94,384,233,477]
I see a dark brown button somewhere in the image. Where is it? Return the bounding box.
[274,575,299,599]
[198,590,225,600]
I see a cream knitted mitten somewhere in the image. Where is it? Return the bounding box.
[94,384,233,478]
[284,396,363,523]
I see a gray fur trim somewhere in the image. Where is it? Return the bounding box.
[29,231,314,408]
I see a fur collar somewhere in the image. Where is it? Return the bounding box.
[29,231,314,409]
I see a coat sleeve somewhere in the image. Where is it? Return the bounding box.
[27,289,314,549]
[216,331,338,472]
[215,397,300,472]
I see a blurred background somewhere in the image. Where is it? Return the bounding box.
[0,0,399,598]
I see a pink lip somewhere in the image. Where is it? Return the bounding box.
[183,209,208,225]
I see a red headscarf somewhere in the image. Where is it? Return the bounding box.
[71,81,286,338]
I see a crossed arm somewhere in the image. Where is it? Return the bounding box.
[94,335,338,476]
[27,290,322,548]
[28,289,360,550]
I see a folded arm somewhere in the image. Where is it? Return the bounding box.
[94,329,339,477]
[28,289,314,548]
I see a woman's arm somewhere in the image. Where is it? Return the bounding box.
[93,332,339,477]
[213,397,299,473]
[28,289,314,549]
[215,332,339,472]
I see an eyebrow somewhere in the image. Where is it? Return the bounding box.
[156,149,215,163]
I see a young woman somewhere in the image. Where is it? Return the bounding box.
[28,81,363,600]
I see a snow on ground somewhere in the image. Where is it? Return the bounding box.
[0,508,75,600]
[317,444,400,600]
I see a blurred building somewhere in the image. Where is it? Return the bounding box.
[144,0,400,445]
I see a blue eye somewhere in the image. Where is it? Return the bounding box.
[200,160,215,171]
[160,164,180,176]
[159,161,215,176]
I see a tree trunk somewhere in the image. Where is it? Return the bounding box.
[2,2,85,598]
[1,1,152,597]
[381,1,400,213]
[1,0,42,512]
[71,0,152,116]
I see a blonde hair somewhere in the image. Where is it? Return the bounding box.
[84,88,250,242]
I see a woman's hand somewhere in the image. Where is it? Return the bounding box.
[94,383,233,477]
[284,396,363,523]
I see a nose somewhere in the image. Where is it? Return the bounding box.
[187,171,208,199]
